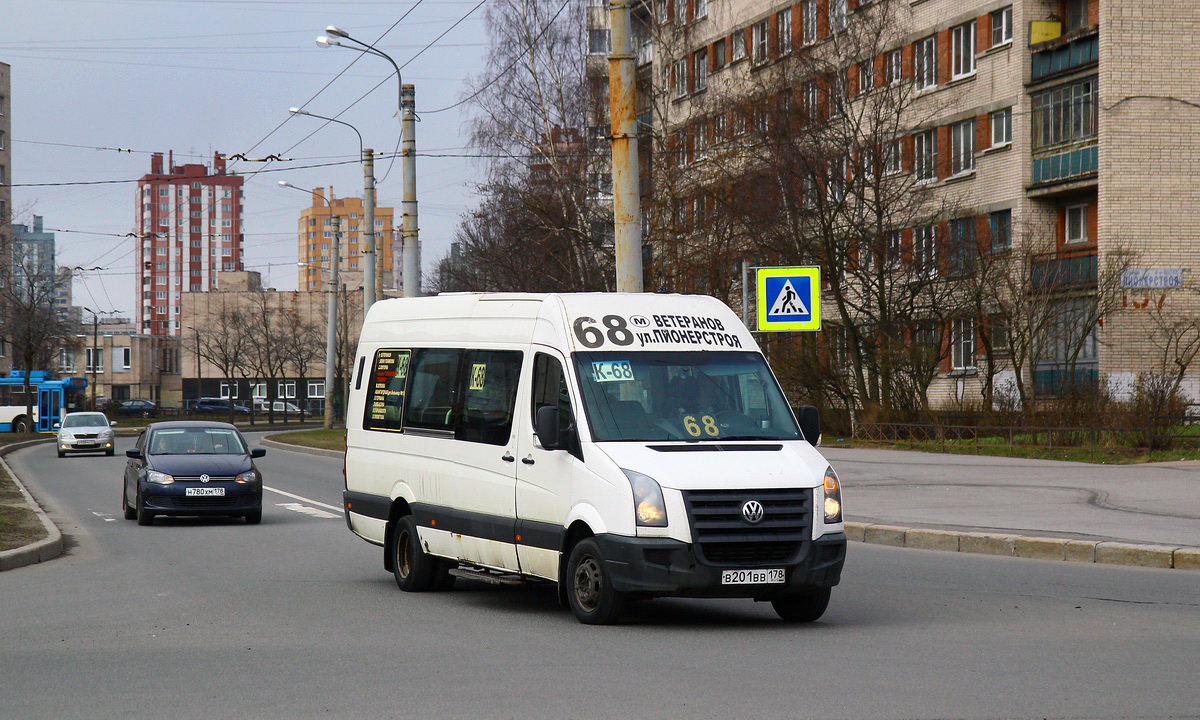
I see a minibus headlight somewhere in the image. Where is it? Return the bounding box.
[622,469,668,527]
[823,466,843,524]
[146,470,174,485]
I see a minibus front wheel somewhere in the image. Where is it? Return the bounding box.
[566,538,626,625]
[770,588,831,623]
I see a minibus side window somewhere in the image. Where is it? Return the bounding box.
[531,353,575,436]
[402,349,463,433]
[458,350,523,445]
[363,349,411,432]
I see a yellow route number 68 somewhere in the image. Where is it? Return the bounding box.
[683,415,720,437]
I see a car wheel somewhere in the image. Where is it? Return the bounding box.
[391,515,436,592]
[106,449,114,457]
[244,508,262,525]
[13,417,31,434]
[566,538,625,625]
[770,588,832,623]
[135,491,155,526]
[122,487,137,520]
[57,450,65,458]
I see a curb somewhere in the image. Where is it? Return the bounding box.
[0,437,64,572]
[845,521,1200,571]
[259,435,345,459]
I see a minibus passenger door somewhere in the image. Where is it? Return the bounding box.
[515,352,582,581]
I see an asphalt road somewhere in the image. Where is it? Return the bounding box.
[2,435,1199,720]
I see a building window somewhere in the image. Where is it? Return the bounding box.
[588,29,610,55]
[884,139,902,175]
[1032,77,1097,149]
[278,380,296,399]
[914,35,937,90]
[886,49,903,85]
[990,209,1012,250]
[220,382,238,399]
[1065,0,1087,33]
[828,76,845,118]
[950,119,976,175]
[1066,205,1089,244]
[86,347,104,373]
[713,38,727,69]
[952,21,976,79]
[858,61,874,93]
[731,30,746,60]
[120,347,132,370]
[59,350,77,374]
[827,156,847,202]
[803,81,819,121]
[830,0,846,32]
[914,129,937,182]
[694,50,708,91]
[953,318,977,371]
[914,224,936,276]
[991,107,1012,146]
[949,217,976,275]
[778,10,792,55]
[801,0,816,45]
[752,20,769,65]
[672,57,688,97]
[695,0,707,19]
[991,6,1013,46]
[308,380,325,399]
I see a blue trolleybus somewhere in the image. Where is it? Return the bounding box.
[0,371,89,433]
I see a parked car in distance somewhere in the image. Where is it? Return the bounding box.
[193,397,250,414]
[92,396,114,411]
[252,399,303,414]
[114,399,159,417]
[122,420,265,526]
[56,412,117,457]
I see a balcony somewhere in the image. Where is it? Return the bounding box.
[1031,250,1097,290]
[1031,33,1099,84]
[1031,141,1098,187]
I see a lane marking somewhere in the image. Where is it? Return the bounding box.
[263,485,343,513]
[91,510,117,522]
[276,502,340,519]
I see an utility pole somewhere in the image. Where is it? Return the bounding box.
[609,0,643,293]
[324,215,341,430]
[362,147,377,310]
[401,84,420,297]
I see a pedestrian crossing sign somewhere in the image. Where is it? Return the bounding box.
[756,266,821,332]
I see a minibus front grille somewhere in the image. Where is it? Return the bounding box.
[682,488,811,566]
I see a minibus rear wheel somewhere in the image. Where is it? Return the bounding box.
[566,538,625,625]
[770,588,831,623]
[392,515,436,591]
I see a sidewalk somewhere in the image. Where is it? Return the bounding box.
[823,446,1200,569]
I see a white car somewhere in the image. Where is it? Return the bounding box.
[252,399,303,414]
[56,412,117,458]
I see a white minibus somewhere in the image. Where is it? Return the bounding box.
[343,293,845,624]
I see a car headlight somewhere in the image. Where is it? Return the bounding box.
[236,470,258,484]
[59,433,73,441]
[99,430,114,439]
[146,470,175,485]
[622,469,667,527]
[823,466,843,524]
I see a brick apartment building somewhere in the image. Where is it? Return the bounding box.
[136,151,245,337]
[590,0,1200,407]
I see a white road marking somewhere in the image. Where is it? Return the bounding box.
[91,511,117,522]
[263,485,343,513]
[276,502,339,519]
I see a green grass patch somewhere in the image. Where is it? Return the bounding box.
[855,439,1200,464]
[0,455,48,552]
[268,429,347,452]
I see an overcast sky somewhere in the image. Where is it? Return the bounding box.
[4,0,491,317]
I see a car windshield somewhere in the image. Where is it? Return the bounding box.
[62,413,109,428]
[148,428,247,455]
[573,351,802,442]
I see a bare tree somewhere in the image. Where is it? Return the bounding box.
[243,288,290,424]
[194,299,253,424]
[278,305,323,421]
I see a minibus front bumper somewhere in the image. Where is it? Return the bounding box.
[593,532,846,599]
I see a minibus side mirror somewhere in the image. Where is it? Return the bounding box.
[535,405,562,450]
[798,406,821,446]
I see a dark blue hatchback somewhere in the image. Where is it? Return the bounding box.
[122,421,265,525]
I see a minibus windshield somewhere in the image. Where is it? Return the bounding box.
[573,351,802,442]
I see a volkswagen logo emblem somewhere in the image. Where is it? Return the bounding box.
[741,499,765,524]
[200,474,211,483]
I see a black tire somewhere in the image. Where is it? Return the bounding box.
[244,508,262,525]
[770,588,832,623]
[135,491,155,526]
[57,450,65,458]
[390,515,436,592]
[106,449,114,457]
[431,560,458,591]
[122,487,137,519]
[566,538,625,625]
[13,417,31,434]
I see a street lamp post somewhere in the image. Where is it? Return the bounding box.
[83,307,117,410]
[279,181,340,430]
[317,26,419,298]
[288,107,377,312]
